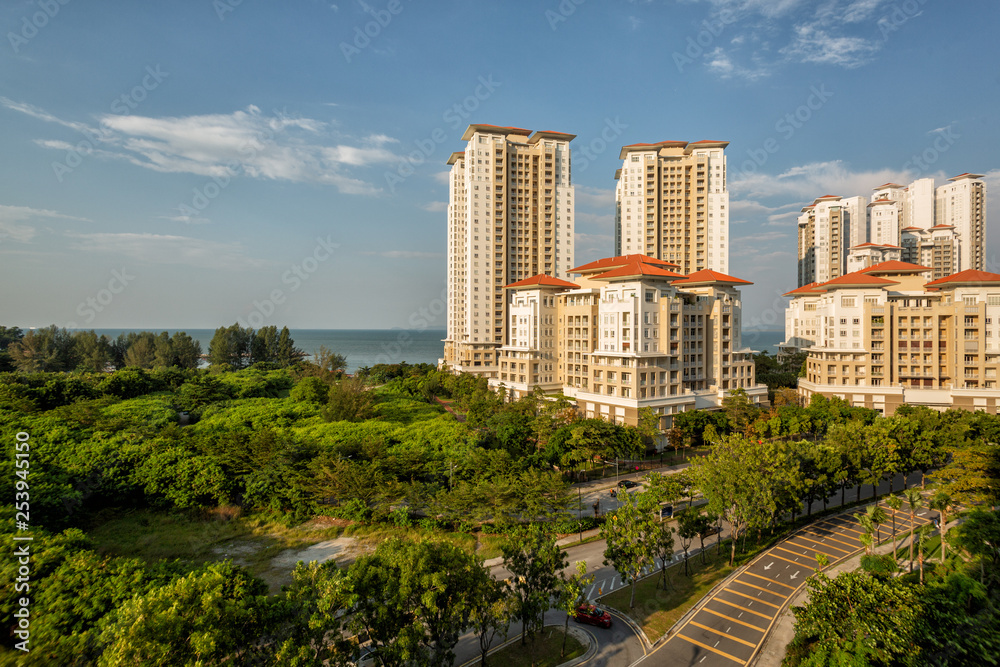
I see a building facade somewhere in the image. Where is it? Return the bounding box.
[798,174,987,288]
[492,255,766,433]
[613,140,729,275]
[442,124,576,377]
[787,265,1000,414]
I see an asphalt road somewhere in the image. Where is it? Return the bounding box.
[639,498,933,666]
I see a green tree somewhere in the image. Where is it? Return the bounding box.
[649,518,676,590]
[323,376,376,422]
[7,325,78,372]
[273,560,353,666]
[343,538,491,667]
[73,330,114,372]
[208,323,254,370]
[902,488,924,574]
[470,578,512,666]
[722,387,759,435]
[690,434,799,565]
[97,561,278,666]
[601,490,655,608]
[677,510,699,577]
[501,524,567,645]
[555,561,593,658]
[0,325,23,371]
[954,509,1000,586]
[884,494,903,562]
[863,503,888,544]
[786,570,921,666]
[171,332,204,369]
[123,332,157,368]
[931,492,957,566]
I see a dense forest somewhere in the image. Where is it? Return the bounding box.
[1,324,998,665]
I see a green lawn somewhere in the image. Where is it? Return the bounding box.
[484,626,586,667]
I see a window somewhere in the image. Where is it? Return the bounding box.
[841,296,856,308]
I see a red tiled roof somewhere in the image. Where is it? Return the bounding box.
[948,173,984,181]
[591,261,685,281]
[901,226,923,231]
[783,282,824,296]
[816,194,841,199]
[671,269,753,286]
[930,224,955,229]
[860,261,931,274]
[505,274,579,289]
[814,273,898,289]
[924,269,1000,288]
[570,254,679,273]
[874,183,903,189]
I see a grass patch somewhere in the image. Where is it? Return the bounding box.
[599,550,735,639]
[486,626,586,667]
[86,509,344,583]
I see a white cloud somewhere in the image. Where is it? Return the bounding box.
[730,160,930,202]
[575,185,615,209]
[0,205,90,243]
[432,171,451,185]
[780,24,880,68]
[421,202,447,212]
[685,0,893,78]
[66,232,268,270]
[158,214,210,225]
[3,100,399,195]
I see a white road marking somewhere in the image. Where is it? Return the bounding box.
[764,562,773,570]
[790,572,799,580]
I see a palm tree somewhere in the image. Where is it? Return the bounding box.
[865,504,888,544]
[858,514,875,555]
[915,523,934,585]
[930,493,956,566]
[903,489,923,574]
[885,494,903,562]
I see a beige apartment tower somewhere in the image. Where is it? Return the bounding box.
[442,124,576,377]
[614,141,729,275]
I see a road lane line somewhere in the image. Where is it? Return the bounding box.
[689,621,757,648]
[723,588,781,609]
[713,598,772,620]
[734,579,789,599]
[742,571,796,591]
[801,530,857,549]
[702,607,766,632]
[676,634,747,665]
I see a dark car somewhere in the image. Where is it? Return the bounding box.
[701,525,721,537]
[574,603,612,629]
[617,480,638,489]
[659,505,674,519]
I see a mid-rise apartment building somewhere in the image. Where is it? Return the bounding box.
[798,195,849,286]
[613,140,729,275]
[785,263,1000,414]
[935,173,987,272]
[442,124,576,377]
[492,254,766,434]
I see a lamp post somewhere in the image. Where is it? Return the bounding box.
[578,487,583,542]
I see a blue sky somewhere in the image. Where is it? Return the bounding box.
[1,0,998,332]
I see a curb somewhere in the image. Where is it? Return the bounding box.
[601,603,652,648]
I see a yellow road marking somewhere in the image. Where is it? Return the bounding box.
[801,529,858,550]
[722,588,781,609]
[702,607,767,632]
[733,579,789,599]
[711,597,772,620]
[676,633,747,664]
[742,571,797,591]
[786,538,850,555]
[689,621,757,648]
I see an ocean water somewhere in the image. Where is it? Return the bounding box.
[89,327,787,373]
[741,330,785,355]
[91,329,448,374]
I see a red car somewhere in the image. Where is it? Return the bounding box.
[574,603,612,629]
